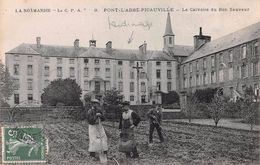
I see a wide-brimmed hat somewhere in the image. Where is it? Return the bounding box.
[91,99,100,104]
[121,101,130,106]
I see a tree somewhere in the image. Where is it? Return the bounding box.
[183,92,198,123]
[41,78,83,106]
[103,88,124,120]
[241,86,259,131]
[194,88,218,103]
[206,90,227,127]
[0,61,16,107]
[162,90,180,105]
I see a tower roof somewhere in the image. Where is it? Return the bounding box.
[163,13,174,37]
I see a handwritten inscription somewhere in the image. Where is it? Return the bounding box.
[108,16,152,30]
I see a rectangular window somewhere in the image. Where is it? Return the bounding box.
[219,69,224,82]
[189,76,193,87]
[105,60,110,65]
[105,82,111,91]
[242,45,247,59]
[252,62,258,76]
[141,82,146,92]
[129,61,134,67]
[27,79,33,90]
[70,67,75,77]
[203,73,207,85]
[69,58,75,64]
[196,61,199,71]
[95,81,100,92]
[183,65,186,74]
[44,57,49,63]
[228,65,233,80]
[211,56,215,68]
[253,41,258,56]
[57,58,62,64]
[203,58,207,69]
[84,81,89,91]
[169,37,172,44]
[105,68,111,78]
[118,61,123,65]
[28,94,33,103]
[167,70,172,79]
[95,59,100,65]
[27,65,33,76]
[167,62,172,67]
[118,82,123,92]
[14,64,19,75]
[229,50,233,62]
[14,55,19,61]
[14,79,19,90]
[196,75,200,86]
[130,82,135,92]
[156,82,161,91]
[189,63,193,73]
[118,69,123,79]
[167,82,171,91]
[28,56,33,62]
[219,53,223,64]
[130,95,135,101]
[183,77,187,88]
[156,69,161,79]
[95,68,100,76]
[84,68,89,77]
[211,71,216,83]
[241,64,248,78]
[140,72,146,79]
[44,66,49,76]
[156,61,161,66]
[84,58,89,64]
[130,71,135,79]
[14,94,19,104]
[57,67,62,77]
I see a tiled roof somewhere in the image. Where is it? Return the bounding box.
[6,43,180,61]
[167,45,194,56]
[6,43,40,55]
[183,21,260,64]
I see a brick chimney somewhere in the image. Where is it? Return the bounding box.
[89,39,96,47]
[36,37,41,48]
[193,27,211,50]
[139,41,147,54]
[106,41,112,50]
[74,39,79,48]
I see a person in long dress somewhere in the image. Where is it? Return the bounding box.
[87,99,108,160]
[119,101,141,158]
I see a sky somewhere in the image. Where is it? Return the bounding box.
[0,0,260,63]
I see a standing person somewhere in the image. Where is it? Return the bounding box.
[146,104,164,145]
[86,99,108,161]
[119,101,141,158]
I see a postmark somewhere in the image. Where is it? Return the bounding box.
[2,127,47,163]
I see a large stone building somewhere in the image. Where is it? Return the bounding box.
[5,14,193,107]
[179,22,260,104]
[5,13,260,107]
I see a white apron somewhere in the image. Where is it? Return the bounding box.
[88,123,108,152]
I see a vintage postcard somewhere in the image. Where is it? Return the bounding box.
[0,0,259,164]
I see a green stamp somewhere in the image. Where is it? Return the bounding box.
[2,127,47,163]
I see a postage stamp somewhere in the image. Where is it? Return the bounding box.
[1,127,47,163]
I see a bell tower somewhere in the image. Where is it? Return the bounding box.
[163,13,175,49]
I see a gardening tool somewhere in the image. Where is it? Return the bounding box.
[97,117,107,164]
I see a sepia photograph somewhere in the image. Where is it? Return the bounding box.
[0,0,259,164]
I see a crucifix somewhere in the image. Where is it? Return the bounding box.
[133,62,143,104]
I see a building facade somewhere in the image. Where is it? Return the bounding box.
[5,13,260,107]
[179,23,260,105]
